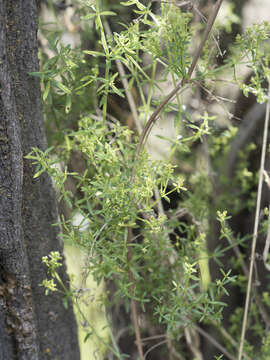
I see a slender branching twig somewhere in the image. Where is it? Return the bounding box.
[238,83,270,359]
[131,0,224,183]
[184,327,203,360]
[212,320,252,360]
[194,324,235,360]
[143,339,168,360]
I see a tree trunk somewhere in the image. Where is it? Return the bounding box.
[0,1,80,359]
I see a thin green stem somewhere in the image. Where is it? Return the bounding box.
[103,58,111,122]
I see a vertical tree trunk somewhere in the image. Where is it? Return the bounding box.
[0,1,80,359]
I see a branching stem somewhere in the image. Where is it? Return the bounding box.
[131,0,224,183]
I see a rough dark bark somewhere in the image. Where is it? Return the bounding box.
[0,1,80,359]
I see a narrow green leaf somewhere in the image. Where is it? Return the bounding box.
[120,0,137,6]
[125,54,151,81]
[53,80,71,94]
[81,13,96,20]
[83,50,105,57]
[43,81,50,101]
[99,11,116,16]
[29,71,42,78]
[33,169,44,178]
[84,332,93,342]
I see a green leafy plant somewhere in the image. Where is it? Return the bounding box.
[28,0,270,359]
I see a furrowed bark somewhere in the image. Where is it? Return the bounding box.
[0,1,80,359]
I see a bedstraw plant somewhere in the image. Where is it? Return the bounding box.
[26,0,270,359]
